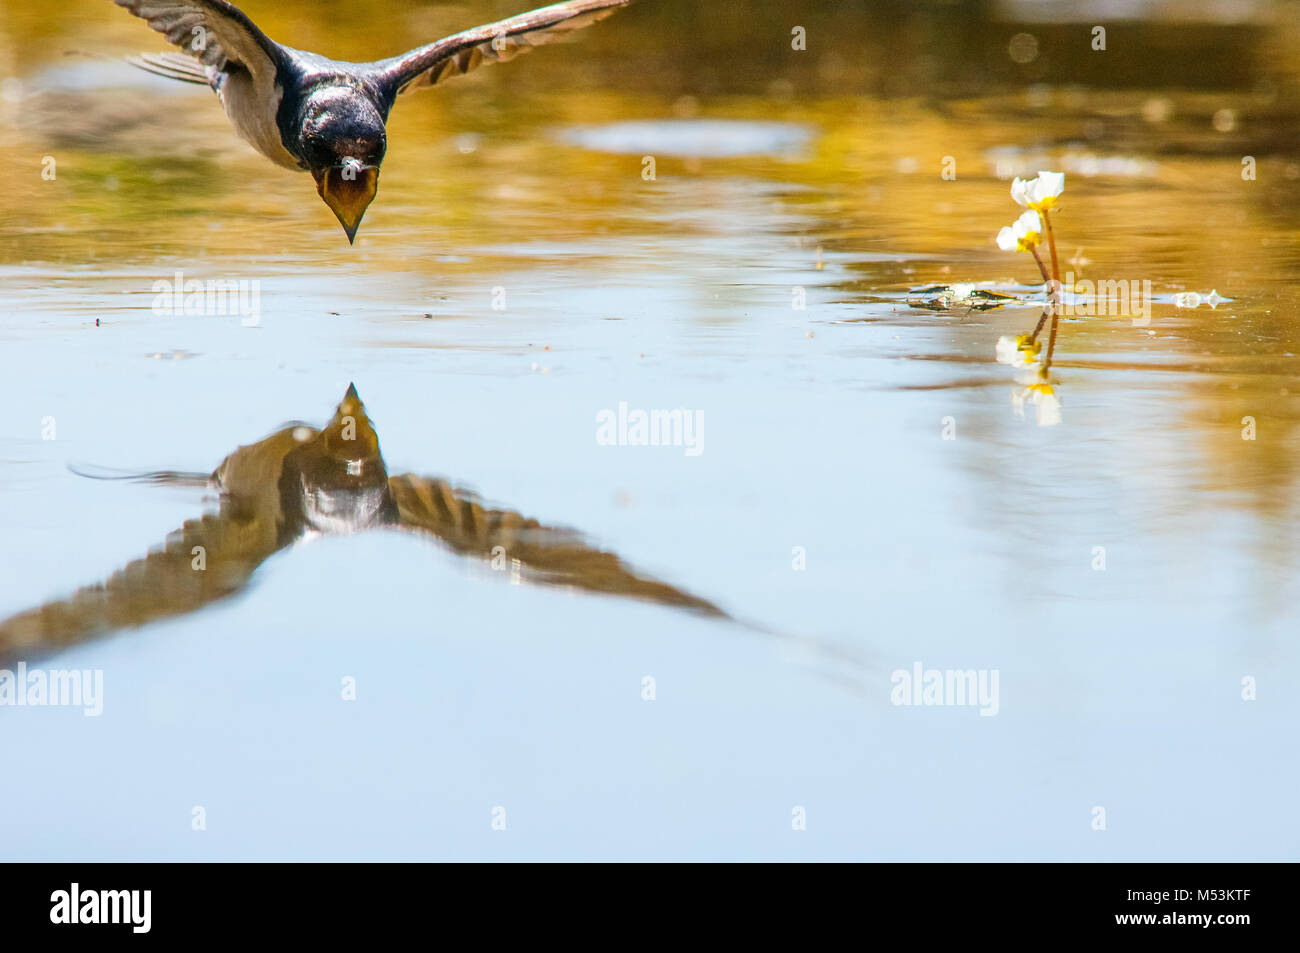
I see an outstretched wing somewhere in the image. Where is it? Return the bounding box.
[112,0,286,84]
[388,473,726,617]
[0,499,280,665]
[374,0,634,97]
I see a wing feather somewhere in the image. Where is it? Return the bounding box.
[113,0,284,83]
[389,472,726,617]
[0,501,277,665]
[376,0,634,97]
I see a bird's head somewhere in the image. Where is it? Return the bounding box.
[297,89,387,243]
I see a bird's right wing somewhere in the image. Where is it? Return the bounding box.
[388,473,727,617]
[112,0,286,84]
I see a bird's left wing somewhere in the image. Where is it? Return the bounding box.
[0,495,281,666]
[113,0,286,84]
[373,0,634,97]
[388,473,726,617]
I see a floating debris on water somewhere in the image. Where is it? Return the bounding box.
[907,284,1025,311]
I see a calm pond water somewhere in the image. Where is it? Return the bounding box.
[1,0,1297,859]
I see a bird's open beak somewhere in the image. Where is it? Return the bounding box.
[313,160,379,244]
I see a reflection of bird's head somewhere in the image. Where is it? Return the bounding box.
[281,384,396,537]
[296,88,387,244]
[320,382,383,462]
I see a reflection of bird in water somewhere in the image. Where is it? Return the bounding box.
[0,384,724,665]
[110,0,634,241]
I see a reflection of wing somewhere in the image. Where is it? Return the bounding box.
[0,497,279,664]
[388,473,726,617]
[376,0,633,97]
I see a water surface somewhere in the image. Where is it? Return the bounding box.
[1,0,1297,860]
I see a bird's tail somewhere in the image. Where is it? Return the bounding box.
[64,48,213,86]
[68,463,214,488]
[123,51,213,86]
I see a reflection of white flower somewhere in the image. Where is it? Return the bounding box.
[1011,370,1061,426]
[996,334,1039,366]
[1011,171,1065,211]
[1035,387,1061,426]
[995,210,1043,252]
[1175,289,1230,309]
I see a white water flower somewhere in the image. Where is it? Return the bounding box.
[1011,171,1065,211]
[995,210,1043,252]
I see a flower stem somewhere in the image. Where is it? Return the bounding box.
[1026,246,1057,345]
[1040,207,1061,283]
[1028,307,1050,344]
[1029,246,1051,285]
[1043,304,1061,373]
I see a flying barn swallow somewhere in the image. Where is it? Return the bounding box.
[0,385,724,665]
[111,0,635,241]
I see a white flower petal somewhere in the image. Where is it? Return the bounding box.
[1015,210,1042,234]
[1036,170,1065,197]
[996,226,1019,251]
[1010,177,1032,208]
